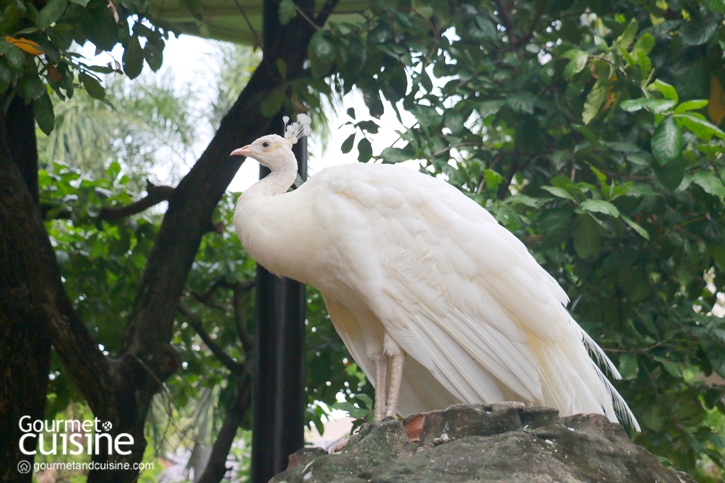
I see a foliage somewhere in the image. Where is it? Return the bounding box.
[208,42,261,130]
[0,0,183,135]
[36,73,199,185]
[309,0,725,480]
[19,0,725,481]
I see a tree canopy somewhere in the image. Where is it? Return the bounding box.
[2,0,725,482]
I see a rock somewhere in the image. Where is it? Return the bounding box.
[272,404,696,483]
[273,418,413,483]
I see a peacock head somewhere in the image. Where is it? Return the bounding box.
[230,114,311,172]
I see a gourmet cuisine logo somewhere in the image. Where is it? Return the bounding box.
[19,416,133,456]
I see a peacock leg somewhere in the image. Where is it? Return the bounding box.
[373,352,388,422]
[383,335,405,419]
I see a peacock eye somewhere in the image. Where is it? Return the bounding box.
[262,141,270,148]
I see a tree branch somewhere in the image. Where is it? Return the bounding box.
[179,301,245,375]
[99,180,174,221]
[233,281,254,355]
[519,0,549,47]
[314,0,342,27]
[189,278,253,313]
[196,372,252,483]
[232,0,262,50]
[493,0,518,48]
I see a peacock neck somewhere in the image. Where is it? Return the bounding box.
[242,153,298,199]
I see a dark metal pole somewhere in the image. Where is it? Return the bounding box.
[251,133,307,483]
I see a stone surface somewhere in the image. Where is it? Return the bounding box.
[272,404,695,483]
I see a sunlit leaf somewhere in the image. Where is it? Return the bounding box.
[36,0,67,29]
[580,199,620,218]
[573,215,601,259]
[279,0,296,25]
[583,81,606,124]
[651,116,682,164]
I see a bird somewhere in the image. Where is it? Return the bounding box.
[230,114,639,430]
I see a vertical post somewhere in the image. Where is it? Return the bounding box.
[251,131,307,482]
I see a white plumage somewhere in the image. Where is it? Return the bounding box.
[231,116,639,430]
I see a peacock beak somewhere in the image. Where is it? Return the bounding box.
[230,145,252,157]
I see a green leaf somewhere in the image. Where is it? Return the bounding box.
[4,46,26,72]
[582,81,606,124]
[181,0,204,20]
[36,0,67,29]
[357,138,372,163]
[641,404,665,431]
[621,215,650,240]
[383,65,407,102]
[541,186,576,201]
[701,340,725,378]
[68,0,90,6]
[33,92,55,134]
[279,0,296,26]
[144,41,163,72]
[619,98,647,112]
[21,74,46,100]
[654,157,685,190]
[635,50,651,78]
[0,64,11,93]
[674,100,708,113]
[691,171,725,198]
[444,111,464,134]
[484,169,503,194]
[123,36,144,79]
[616,18,638,50]
[679,15,718,46]
[589,165,608,192]
[356,120,379,134]
[13,28,39,36]
[654,79,678,103]
[648,99,676,114]
[564,50,588,79]
[260,86,285,117]
[573,215,601,259]
[478,100,504,118]
[341,133,355,154]
[0,40,12,56]
[633,32,654,54]
[87,65,115,74]
[618,353,639,380]
[379,147,412,164]
[674,113,725,141]
[651,116,682,164]
[308,31,335,78]
[276,58,287,79]
[541,216,574,249]
[580,199,620,218]
[620,98,675,113]
[368,20,393,44]
[410,105,440,128]
[79,72,104,99]
[506,92,535,114]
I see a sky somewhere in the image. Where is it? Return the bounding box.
[84,32,419,192]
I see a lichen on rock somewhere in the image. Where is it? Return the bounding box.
[271,404,695,483]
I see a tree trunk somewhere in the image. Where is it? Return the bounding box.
[0,99,50,482]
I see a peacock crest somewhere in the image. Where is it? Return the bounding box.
[283,114,312,146]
